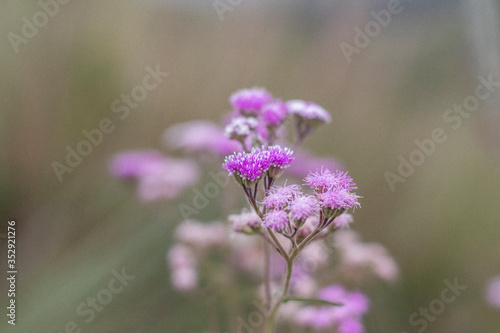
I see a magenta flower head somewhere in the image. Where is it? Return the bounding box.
[485,275,500,309]
[223,148,271,186]
[263,210,289,231]
[230,87,273,116]
[290,195,319,226]
[317,189,361,218]
[305,169,357,193]
[265,145,294,178]
[261,100,288,126]
[263,184,302,210]
[306,168,360,218]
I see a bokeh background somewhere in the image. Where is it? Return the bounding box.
[1,0,500,332]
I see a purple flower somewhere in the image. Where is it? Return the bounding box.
[137,158,200,202]
[290,195,319,221]
[167,244,198,292]
[222,145,294,184]
[229,209,262,234]
[266,145,294,168]
[262,184,302,210]
[263,210,289,231]
[261,100,288,126]
[224,116,259,140]
[485,275,500,309]
[265,145,294,177]
[305,169,357,193]
[230,87,273,115]
[175,220,228,250]
[223,148,271,184]
[295,285,369,331]
[338,318,365,333]
[287,99,331,123]
[317,189,361,215]
[163,120,241,155]
[109,150,164,178]
[332,213,354,229]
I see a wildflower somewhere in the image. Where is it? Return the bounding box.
[175,220,228,250]
[289,195,319,225]
[287,100,331,123]
[287,99,331,143]
[222,145,293,185]
[263,210,289,231]
[333,230,400,283]
[296,285,369,331]
[163,120,241,155]
[109,150,164,178]
[261,100,288,126]
[167,244,198,292]
[223,148,271,185]
[230,87,272,116]
[262,184,302,210]
[229,209,262,234]
[265,145,294,177]
[224,116,259,141]
[332,213,354,229]
[305,169,357,193]
[485,275,500,309]
[317,189,361,218]
[136,158,200,202]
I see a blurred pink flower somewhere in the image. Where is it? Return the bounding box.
[296,284,369,331]
[167,244,198,292]
[333,230,399,283]
[136,157,200,202]
[109,150,164,178]
[485,275,500,309]
[230,87,273,116]
[175,220,228,250]
[163,120,241,156]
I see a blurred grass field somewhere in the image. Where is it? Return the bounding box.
[1,1,500,332]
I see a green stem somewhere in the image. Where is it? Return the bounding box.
[266,257,294,333]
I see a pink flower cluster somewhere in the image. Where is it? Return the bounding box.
[261,185,319,231]
[223,145,294,184]
[333,230,400,283]
[296,285,370,333]
[110,150,199,202]
[225,87,331,149]
[306,169,361,218]
[163,120,241,156]
[167,220,229,292]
